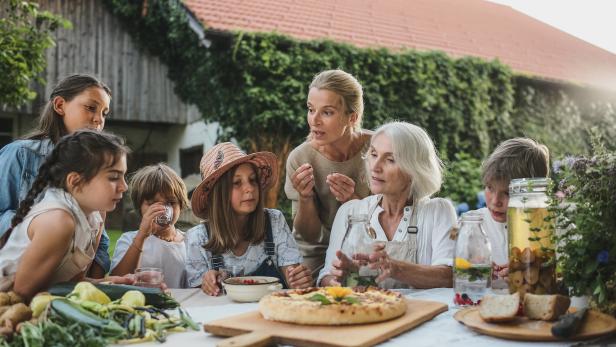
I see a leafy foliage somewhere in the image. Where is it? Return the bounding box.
[102,0,616,209]
[0,0,71,108]
[439,152,483,206]
[553,133,616,315]
[1,320,108,347]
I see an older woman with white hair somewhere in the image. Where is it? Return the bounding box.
[318,121,456,288]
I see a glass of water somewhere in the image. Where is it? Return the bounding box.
[135,267,164,288]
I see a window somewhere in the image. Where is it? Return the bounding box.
[180,145,203,178]
[0,118,13,149]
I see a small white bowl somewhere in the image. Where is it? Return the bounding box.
[222,276,282,302]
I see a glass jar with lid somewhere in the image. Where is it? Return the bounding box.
[507,177,556,296]
[453,211,492,306]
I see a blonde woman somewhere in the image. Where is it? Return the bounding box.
[285,70,372,276]
[318,121,457,289]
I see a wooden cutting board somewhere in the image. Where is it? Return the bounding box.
[454,307,616,341]
[204,298,447,347]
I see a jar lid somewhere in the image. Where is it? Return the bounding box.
[509,177,550,194]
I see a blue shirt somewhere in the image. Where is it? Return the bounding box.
[0,139,111,272]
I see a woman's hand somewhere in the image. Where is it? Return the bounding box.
[201,270,221,296]
[367,243,397,283]
[285,264,313,289]
[325,250,359,286]
[326,173,356,203]
[291,164,315,199]
[138,202,168,238]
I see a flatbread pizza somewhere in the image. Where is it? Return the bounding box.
[259,286,407,325]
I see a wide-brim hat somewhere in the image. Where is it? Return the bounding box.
[191,142,278,219]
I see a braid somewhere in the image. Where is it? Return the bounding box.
[1,162,54,248]
[1,130,129,249]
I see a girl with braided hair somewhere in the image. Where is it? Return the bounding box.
[0,130,130,300]
[0,74,114,277]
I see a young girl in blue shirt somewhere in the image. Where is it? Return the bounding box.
[0,74,113,277]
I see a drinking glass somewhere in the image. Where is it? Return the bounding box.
[217,265,245,294]
[135,267,164,288]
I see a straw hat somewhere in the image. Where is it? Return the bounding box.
[191,142,278,219]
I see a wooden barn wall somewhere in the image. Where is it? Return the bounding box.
[18,0,201,124]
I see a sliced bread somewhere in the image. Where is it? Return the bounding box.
[479,292,520,323]
[523,293,570,321]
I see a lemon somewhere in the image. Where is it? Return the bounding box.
[455,257,472,270]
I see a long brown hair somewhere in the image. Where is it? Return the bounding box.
[203,164,266,255]
[1,130,129,248]
[25,74,111,144]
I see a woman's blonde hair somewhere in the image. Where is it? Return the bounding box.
[129,163,189,215]
[309,69,364,131]
[203,163,266,255]
[370,121,443,204]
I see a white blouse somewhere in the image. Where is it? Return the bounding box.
[318,195,457,285]
[470,207,508,265]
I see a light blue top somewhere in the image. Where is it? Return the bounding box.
[0,139,111,272]
[184,208,302,288]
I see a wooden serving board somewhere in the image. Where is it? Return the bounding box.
[204,299,447,347]
[454,307,616,341]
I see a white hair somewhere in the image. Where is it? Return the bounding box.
[370,121,443,203]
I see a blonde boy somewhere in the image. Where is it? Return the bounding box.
[472,138,549,271]
[111,164,190,288]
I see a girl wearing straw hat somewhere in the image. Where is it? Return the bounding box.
[185,143,312,296]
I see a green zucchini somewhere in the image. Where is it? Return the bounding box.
[49,283,179,309]
[49,298,126,339]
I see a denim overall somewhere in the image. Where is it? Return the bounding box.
[210,212,288,288]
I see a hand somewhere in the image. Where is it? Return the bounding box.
[367,243,396,283]
[201,270,221,296]
[492,262,509,280]
[327,250,359,286]
[326,173,356,203]
[102,274,136,285]
[286,264,313,289]
[291,164,315,199]
[138,202,169,238]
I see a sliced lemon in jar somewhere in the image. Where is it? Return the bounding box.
[455,257,472,270]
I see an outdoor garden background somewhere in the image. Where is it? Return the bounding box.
[2,0,615,312]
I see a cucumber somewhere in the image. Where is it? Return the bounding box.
[50,298,126,339]
[49,283,179,309]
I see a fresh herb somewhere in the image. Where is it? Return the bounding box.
[553,132,616,315]
[454,265,491,282]
[343,297,359,305]
[1,320,109,347]
[308,294,331,305]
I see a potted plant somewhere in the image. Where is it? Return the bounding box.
[553,138,616,315]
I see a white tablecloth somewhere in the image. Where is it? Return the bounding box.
[116,288,607,347]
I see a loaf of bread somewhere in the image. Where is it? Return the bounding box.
[479,292,520,323]
[523,293,570,321]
